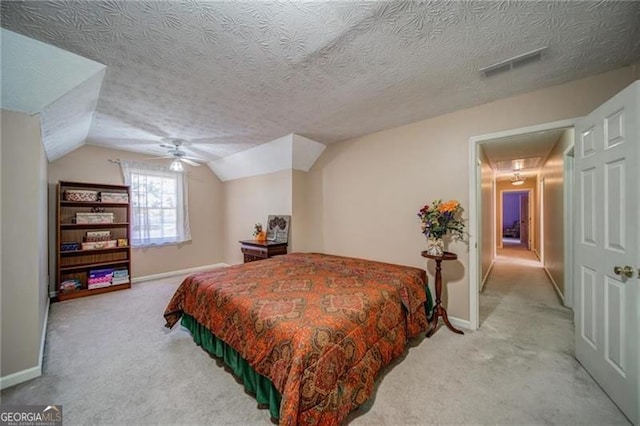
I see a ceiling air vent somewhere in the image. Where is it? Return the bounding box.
[480,47,548,78]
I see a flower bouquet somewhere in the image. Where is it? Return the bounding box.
[253,222,266,241]
[417,199,465,256]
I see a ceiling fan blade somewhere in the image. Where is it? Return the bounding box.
[144,156,171,160]
[181,158,201,167]
[182,153,207,161]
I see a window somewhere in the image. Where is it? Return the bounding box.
[120,161,191,247]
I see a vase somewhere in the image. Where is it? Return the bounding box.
[256,231,267,242]
[426,236,444,256]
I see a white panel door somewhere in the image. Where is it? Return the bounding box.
[574,81,639,424]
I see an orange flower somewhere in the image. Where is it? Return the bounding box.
[438,200,459,213]
[418,199,465,240]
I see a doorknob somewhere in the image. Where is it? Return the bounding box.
[613,265,634,278]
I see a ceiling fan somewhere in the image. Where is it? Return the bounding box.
[148,138,203,171]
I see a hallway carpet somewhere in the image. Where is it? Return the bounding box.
[1,253,629,425]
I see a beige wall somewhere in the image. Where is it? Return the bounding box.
[47,144,224,281]
[540,129,574,298]
[479,147,494,285]
[221,170,292,265]
[290,170,310,253]
[307,66,637,321]
[1,109,48,378]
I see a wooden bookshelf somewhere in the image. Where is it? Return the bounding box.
[55,181,132,301]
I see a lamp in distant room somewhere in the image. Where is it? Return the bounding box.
[169,159,184,172]
[511,172,525,186]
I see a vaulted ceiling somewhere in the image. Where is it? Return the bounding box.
[1,1,639,164]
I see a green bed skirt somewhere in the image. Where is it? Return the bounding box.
[425,286,434,317]
[181,287,433,421]
[180,314,282,420]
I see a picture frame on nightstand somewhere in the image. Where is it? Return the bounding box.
[266,215,290,243]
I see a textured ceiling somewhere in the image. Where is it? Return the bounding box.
[1,1,639,164]
[482,129,567,180]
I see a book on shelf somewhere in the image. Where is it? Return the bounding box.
[86,230,111,238]
[88,277,111,285]
[88,282,111,290]
[89,267,114,286]
[89,267,115,278]
[59,279,82,293]
[112,269,129,278]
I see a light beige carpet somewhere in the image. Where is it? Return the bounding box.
[0,251,630,425]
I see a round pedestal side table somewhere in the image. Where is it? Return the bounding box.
[421,250,464,337]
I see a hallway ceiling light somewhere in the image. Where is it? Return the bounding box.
[511,172,526,186]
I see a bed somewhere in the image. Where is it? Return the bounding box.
[164,252,430,425]
[503,220,520,238]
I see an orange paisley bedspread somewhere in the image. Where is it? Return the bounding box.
[164,253,429,425]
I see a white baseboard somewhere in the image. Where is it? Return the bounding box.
[448,316,472,331]
[544,266,565,304]
[533,249,541,260]
[132,263,228,283]
[0,366,41,390]
[39,297,49,370]
[480,261,495,292]
[0,298,49,390]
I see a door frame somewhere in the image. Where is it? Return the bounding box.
[498,188,532,249]
[563,145,575,308]
[538,176,544,260]
[468,118,578,330]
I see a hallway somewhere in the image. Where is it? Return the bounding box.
[482,247,561,323]
[476,247,629,424]
[501,237,529,250]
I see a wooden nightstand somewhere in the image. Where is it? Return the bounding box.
[239,240,288,263]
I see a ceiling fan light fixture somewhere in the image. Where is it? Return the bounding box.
[511,172,525,186]
[169,158,184,172]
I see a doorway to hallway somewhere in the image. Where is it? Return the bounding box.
[501,190,530,251]
[469,118,576,331]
